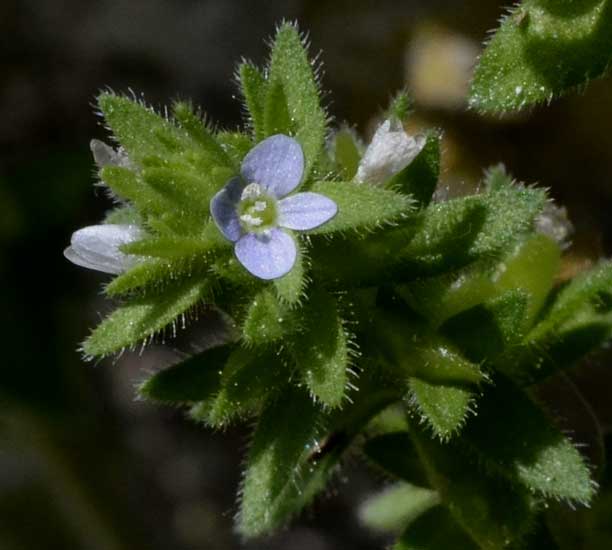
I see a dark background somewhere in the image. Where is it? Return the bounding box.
[1,1,612,549]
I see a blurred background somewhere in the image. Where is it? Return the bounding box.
[1,1,612,548]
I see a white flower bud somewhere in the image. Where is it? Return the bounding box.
[355,119,425,185]
[64,224,143,274]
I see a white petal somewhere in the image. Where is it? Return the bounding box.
[355,119,426,185]
[66,224,143,274]
[90,139,131,169]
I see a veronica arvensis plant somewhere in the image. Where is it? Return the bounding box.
[64,19,612,549]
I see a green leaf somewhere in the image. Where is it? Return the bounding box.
[104,258,187,297]
[463,377,595,504]
[469,0,612,113]
[397,264,497,327]
[237,388,325,537]
[266,22,327,178]
[100,166,167,220]
[138,345,231,403]
[238,63,268,140]
[374,311,485,386]
[309,181,414,235]
[215,130,253,167]
[242,289,297,345]
[237,373,399,538]
[388,129,441,207]
[408,378,475,440]
[263,79,292,137]
[442,289,530,361]
[517,261,612,380]
[83,278,212,357]
[386,89,414,122]
[394,507,477,550]
[295,290,350,408]
[332,127,362,180]
[103,204,142,225]
[494,233,561,329]
[273,238,308,305]
[410,422,537,550]
[194,347,288,427]
[359,482,439,534]
[171,100,231,165]
[98,93,186,162]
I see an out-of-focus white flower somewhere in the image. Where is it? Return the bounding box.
[355,119,425,185]
[64,224,143,274]
[535,202,574,250]
[90,139,132,169]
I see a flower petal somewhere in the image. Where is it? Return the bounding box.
[241,134,304,198]
[65,224,142,274]
[210,176,245,242]
[235,229,297,280]
[278,192,338,231]
[355,119,425,185]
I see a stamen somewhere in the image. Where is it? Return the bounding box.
[240,213,263,226]
[252,200,267,212]
[241,182,263,201]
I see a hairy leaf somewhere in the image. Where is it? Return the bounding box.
[195,347,288,427]
[138,345,232,403]
[266,23,327,178]
[464,377,595,504]
[309,181,414,235]
[83,278,212,357]
[470,0,612,113]
[237,62,268,141]
[295,290,350,407]
[410,423,537,550]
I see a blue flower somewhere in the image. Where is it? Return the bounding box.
[210,134,337,280]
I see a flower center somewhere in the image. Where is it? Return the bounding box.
[237,183,278,233]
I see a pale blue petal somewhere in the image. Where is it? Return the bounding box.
[241,134,304,198]
[235,229,297,280]
[278,192,338,231]
[210,176,244,242]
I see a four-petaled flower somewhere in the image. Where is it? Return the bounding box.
[210,134,337,280]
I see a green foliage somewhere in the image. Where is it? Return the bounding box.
[394,507,478,550]
[237,63,268,141]
[242,289,297,345]
[82,278,212,357]
[195,347,288,427]
[309,181,414,235]
[408,379,475,440]
[359,482,440,534]
[518,261,612,380]
[388,130,441,207]
[264,22,327,179]
[463,378,595,504]
[67,20,612,548]
[470,0,612,112]
[331,127,362,180]
[138,345,231,403]
[294,290,350,407]
[386,89,414,122]
[236,388,326,537]
[411,423,537,550]
[273,238,308,305]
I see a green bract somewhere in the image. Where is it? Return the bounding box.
[67,21,612,549]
